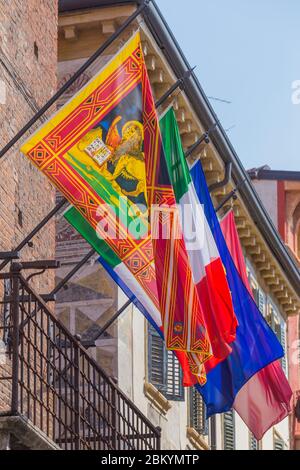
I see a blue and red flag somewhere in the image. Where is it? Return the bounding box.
[191,160,284,416]
[221,210,292,440]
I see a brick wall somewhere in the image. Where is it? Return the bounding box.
[0,0,57,294]
[0,0,58,417]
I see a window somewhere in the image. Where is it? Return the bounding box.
[250,278,266,318]
[247,265,267,318]
[148,324,184,401]
[247,265,287,374]
[223,410,235,450]
[249,432,259,450]
[189,388,209,436]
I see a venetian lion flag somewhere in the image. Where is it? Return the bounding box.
[63,104,238,384]
[20,32,232,381]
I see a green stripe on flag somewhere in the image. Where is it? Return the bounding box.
[64,206,120,268]
[159,108,191,202]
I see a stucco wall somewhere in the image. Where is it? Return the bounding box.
[252,180,278,229]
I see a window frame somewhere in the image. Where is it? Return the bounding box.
[246,260,288,376]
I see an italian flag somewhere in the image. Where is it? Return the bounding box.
[160,108,237,371]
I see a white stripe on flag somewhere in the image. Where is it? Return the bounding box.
[114,262,162,327]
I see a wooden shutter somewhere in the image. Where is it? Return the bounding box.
[272,306,287,374]
[165,350,184,401]
[276,320,287,374]
[189,388,208,435]
[256,289,266,317]
[148,325,165,390]
[148,325,184,401]
[249,432,259,450]
[280,322,287,373]
[223,410,235,450]
[251,279,266,318]
[274,434,285,450]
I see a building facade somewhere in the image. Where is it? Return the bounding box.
[250,166,300,449]
[55,0,300,450]
[0,0,57,290]
[0,0,299,451]
[0,0,57,449]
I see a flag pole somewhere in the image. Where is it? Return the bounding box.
[0,2,150,161]
[18,248,96,329]
[185,122,218,158]
[155,67,195,108]
[48,248,96,298]
[0,72,194,272]
[80,299,133,349]
[215,177,247,212]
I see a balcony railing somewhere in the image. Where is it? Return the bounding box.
[0,266,161,450]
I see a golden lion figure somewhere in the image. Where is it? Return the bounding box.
[66,116,146,201]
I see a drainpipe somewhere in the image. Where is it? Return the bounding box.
[210,415,217,450]
[208,162,232,194]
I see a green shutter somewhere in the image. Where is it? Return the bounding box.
[223,410,235,450]
[189,388,208,435]
[148,325,184,401]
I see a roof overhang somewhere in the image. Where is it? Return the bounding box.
[58,0,300,298]
[147,1,300,297]
[59,0,138,13]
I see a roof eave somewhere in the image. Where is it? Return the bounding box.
[59,0,140,13]
[143,0,300,294]
[58,0,300,295]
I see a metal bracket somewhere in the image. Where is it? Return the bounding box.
[155,67,195,108]
[11,260,60,272]
[185,122,218,159]
[209,162,232,193]
[0,251,20,261]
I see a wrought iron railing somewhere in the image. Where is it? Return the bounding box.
[0,266,160,450]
